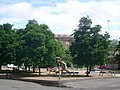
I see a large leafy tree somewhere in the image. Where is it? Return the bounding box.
[16,20,65,74]
[70,16,110,75]
[16,20,47,72]
[15,28,27,69]
[0,20,65,73]
[39,24,64,67]
[0,23,17,69]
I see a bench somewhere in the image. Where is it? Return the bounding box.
[62,71,79,75]
[99,71,106,76]
[108,71,115,76]
[99,70,115,76]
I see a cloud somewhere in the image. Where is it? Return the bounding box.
[110,30,120,39]
[0,2,33,28]
[0,0,120,39]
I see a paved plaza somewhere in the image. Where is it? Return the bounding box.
[63,77,120,90]
[0,69,120,90]
[0,77,120,90]
[0,79,69,90]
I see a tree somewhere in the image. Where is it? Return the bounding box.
[0,20,66,73]
[116,39,120,69]
[109,39,118,59]
[17,20,47,72]
[70,16,110,76]
[39,24,65,68]
[0,23,17,70]
[3,23,13,31]
[108,39,118,69]
[15,20,65,75]
[15,29,27,69]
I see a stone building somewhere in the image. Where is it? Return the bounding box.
[55,34,74,49]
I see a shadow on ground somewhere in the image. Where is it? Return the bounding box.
[0,70,86,88]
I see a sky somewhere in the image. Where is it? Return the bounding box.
[0,0,120,40]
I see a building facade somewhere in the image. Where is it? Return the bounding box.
[55,34,74,49]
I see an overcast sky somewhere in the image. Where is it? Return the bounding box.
[0,0,120,39]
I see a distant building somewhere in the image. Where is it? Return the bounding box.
[55,34,74,49]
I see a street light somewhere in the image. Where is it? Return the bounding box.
[107,20,110,32]
[79,13,89,17]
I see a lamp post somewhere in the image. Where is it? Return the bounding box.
[107,20,110,32]
[79,13,89,17]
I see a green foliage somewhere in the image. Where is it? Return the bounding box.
[3,23,13,31]
[0,19,66,71]
[0,23,17,65]
[116,39,120,64]
[108,39,118,62]
[62,50,72,67]
[70,16,110,68]
[15,20,65,68]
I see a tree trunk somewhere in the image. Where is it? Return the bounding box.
[28,66,30,71]
[33,66,35,73]
[25,66,27,71]
[0,65,1,70]
[119,64,120,70]
[38,66,41,76]
[89,66,91,71]
[86,65,89,76]
[18,65,20,70]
